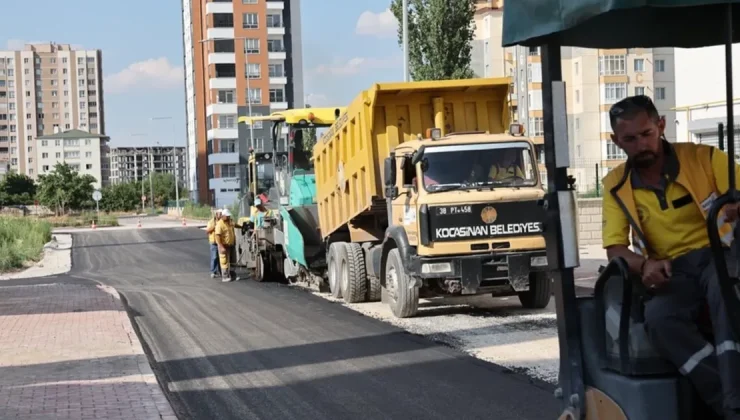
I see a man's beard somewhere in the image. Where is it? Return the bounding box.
[631,151,659,169]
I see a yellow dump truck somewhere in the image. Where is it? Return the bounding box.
[312,78,550,318]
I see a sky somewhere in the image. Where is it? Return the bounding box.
[1,0,402,147]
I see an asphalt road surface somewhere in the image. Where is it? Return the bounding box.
[32,227,560,420]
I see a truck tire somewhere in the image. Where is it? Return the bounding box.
[327,243,343,299]
[518,271,552,309]
[366,275,382,302]
[383,248,419,318]
[340,243,367,303]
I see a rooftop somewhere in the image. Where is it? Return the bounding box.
[36,129,109,140]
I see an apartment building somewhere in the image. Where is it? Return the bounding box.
[109,146,187,187]
[36,129,109,188]
[0,43,105,179]
[181,0,304,207]
[472,1,677,191]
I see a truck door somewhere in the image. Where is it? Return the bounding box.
[391,155,419,245]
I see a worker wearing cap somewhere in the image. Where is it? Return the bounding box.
[251,197,273,228]
[215,208,242,282]
[602,95,740,417]
[205,208,222,279]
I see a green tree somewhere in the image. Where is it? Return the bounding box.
[0,172,36,206]
[36,162,96,215]
[390,0,477,81]
[99,182,142,212]
[142,172,187,207]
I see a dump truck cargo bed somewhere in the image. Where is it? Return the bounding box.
[313,78,512,240]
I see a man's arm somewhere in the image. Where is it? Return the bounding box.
[602,192,646,274]
[206,220,216,234]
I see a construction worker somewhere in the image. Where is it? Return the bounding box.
[205,208,222,278]
[601,95,740,418]
[251,197,273,227]
[215,208,242,282]
[488,148,525,181]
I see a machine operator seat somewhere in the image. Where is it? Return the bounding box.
[575,257,704,419]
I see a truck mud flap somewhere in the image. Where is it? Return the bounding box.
[507,255,531,292]
[461,259,483,294]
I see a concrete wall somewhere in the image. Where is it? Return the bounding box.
[577,198,602,246]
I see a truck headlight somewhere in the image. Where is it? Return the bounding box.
[421,262,452,274]
[530,256,548,267]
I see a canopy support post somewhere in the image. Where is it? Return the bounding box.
[541,44,585,418]
[726,1,736,194]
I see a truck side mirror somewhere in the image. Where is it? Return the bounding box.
[384,157,396,187]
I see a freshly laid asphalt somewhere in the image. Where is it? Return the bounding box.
[13,226,561,420]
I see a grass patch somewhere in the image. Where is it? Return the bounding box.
[45,212,119,228]
[182,203,213,220]
[0,217,53,272]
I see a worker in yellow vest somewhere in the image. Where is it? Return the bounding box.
[205,208,222,278]
[214,208,242,282]
[488,149,525,181]
[602,95,740,418]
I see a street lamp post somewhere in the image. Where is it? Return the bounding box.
[151,116,181,216]
[402,0,409,81]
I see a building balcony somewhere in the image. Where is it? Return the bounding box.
[269,76,287,85]
[270,101,288,110]
[266,1,284,10]
[267,27,286,36]
[209,176,241,191]
[206,103,238,116]
[208,152,239,165]
[208,52,236,65]
[268,51,286,60]
[207,27,234,40]
[207,127,238,140]
[205,2,233,14]
[209,77,236,89]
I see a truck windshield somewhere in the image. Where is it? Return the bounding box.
[421,141,537,192]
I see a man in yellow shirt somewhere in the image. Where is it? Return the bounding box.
[488,149,525,181]
[205,209,222,279]
[602,95,740,418]
[215,208,242,282]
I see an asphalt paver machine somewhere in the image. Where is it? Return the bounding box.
[502,1,740,419]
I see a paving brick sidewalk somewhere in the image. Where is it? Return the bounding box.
[0,283,176,419]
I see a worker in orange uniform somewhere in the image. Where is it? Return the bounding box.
[215,208,242,282]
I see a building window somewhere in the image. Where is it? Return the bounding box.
[65,151,80,159]
[42,152,48,158]
[267,39,284,52]
[266,14,283,28]
[86,151,92,158]
[243,13,258,29]
[575,118,580,131]
[634,58,645,72]
[242,0,257,3]
[247,88,262,104]
[634,86,645,96]
[655,87,666,100]
[528,117,544,136]
[604,83,627,103]
[246,63,261,79]
[218,115,237,128]
[268,63,284,77]
[86,164,93,170]
[43,165,49,171]
[269,88,285,103]
[655,59,665,72]
[528,47,540,56]
[41,140,48,147]
[575,90,580,104]
[606,142,627,160]
[598,55,626,75]
[217,90,235,104]
[244,38,260,54]
[221,164,238,178]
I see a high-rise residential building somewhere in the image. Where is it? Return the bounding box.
[108,146,187,187]
[36,129,109,188]
[0,43,105,180]
[181,0,304,207]
[472,1,677,192]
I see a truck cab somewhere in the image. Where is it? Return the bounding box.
[380,125,550,316]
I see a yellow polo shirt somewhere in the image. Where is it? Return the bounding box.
[215,219,236,246]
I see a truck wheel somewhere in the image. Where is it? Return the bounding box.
[270,254,286,283]
[383,248,419,318]
[518,271,552,309]
[366,275,381,302]
[253,252,266,282]
[327,243,343,298]
[340,243,367,303]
